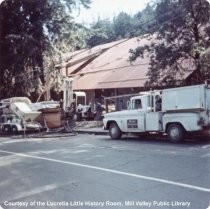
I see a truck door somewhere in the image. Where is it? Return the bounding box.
[122,99,145,132]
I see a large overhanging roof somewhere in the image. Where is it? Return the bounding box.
[68,37,151,90]
[65,36,196,90]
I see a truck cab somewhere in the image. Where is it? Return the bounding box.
[104,92,162,134]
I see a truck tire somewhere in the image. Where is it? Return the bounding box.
[167,123,184,143]
[2,125,11,134]
[11,125,18,134]
[109,123,122,139]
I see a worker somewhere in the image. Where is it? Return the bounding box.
[135,99,142,109]
[70,99,76,114]
[155,95,162,111]
[95,100,105,120]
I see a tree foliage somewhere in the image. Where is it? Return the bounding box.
[86,18,115,48]
[130,0,210,86]
[0,0,90,99]
[86,5,155,48]
[113,12,133,39]
[131,4,155,37]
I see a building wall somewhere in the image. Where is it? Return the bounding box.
[84,87,149,112]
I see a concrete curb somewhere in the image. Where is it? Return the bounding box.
[0,127,108,139]
[74,128,108,135]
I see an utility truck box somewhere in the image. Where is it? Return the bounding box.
[103,84,210,143]
[162,85,208,111]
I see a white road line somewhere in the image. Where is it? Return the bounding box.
[0,149,210,193]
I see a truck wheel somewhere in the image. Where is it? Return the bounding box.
[11,125,18,134]
[2,125,11,134]
[109,123,122,139]
[167,124,184,143]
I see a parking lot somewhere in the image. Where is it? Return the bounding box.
[0,134,209,209]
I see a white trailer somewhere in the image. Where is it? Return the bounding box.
[62,79,94,120]
[103,84,210,142]
[73,91,95,120]
[0,97,41,134]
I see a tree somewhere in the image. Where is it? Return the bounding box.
[46,0,90,53]
[131,4,156,37]
[113,12,133,39]
[0,0,50,98]
[86,18,115,48]
[85,4,156,48]
[129,0,210,86]
[0,0,90,100]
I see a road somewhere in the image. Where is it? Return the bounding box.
[0,134,209,209]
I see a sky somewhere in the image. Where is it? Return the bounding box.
[0,0,210,24]
[74,0,151,24]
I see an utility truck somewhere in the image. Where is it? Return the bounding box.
[103,84,210,142]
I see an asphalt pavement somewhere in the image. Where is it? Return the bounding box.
[0,133,209,209]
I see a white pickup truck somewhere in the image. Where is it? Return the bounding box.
[103,84,210,142]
